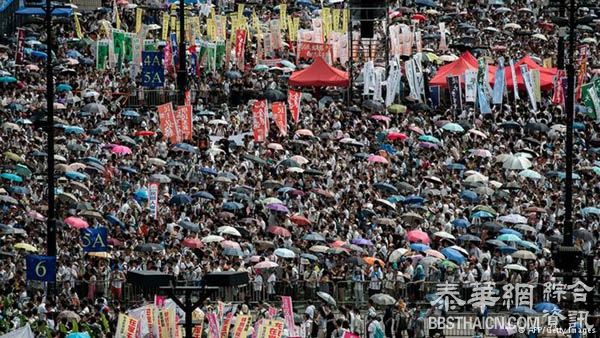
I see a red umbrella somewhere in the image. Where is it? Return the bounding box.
[182,238,203,249]
[290,214,311,226]
[107,238,122,246]
[135,130,156,137]
[330,240,346,248]
[267,226,292,237]
[406,230,431,244]
[387,132,408,141]
[411,13,426,21]
[311,188,335,199]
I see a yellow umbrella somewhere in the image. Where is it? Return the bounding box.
[87,252,112,259]
[14,243,37,252]
[3,151,22,162]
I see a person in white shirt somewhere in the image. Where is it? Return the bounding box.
[253,273,264,301]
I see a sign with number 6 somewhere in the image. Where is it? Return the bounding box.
[26,255,56,282]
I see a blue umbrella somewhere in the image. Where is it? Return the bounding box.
[410,243,431,252]
[133,189,148,201]
[497,234,521,242]
[458,234,481,243]
[301,253,319,261]
[471,210,494,219]
[373,182,398,194]
[31,50,48,59]
[223,247,244,256]
[64,126,85,134]
[8,186,29,195]
[533,302,560,313]
[173,143,198,153]
[122,110,140,117]
[65,171,88,181]
[169,194,192,205]
[440,248,465,264]
[447,163,466,170]
[105,214,124,227]
[66,50,83,59]
[0,76,17,83]
[179,220,200,232]
[56,83,72,92]
[403,195,425,205]
[66,333,91,338]
[556,171,581,180]
[223,201,244,211]
[486,239,507,247]
[83,138,101,144]
[0,173,23,182]
[573,122,585,130]
[118,166,138,174]
[582,206,600,216]
[192,191,215,200]
[517,240,539,251]
[415,0,437,7]
[200,167,218,176]
[89,127,108,135]
[82,157,102,165]
[452,219,470,228]
[499,246,517,254]
[499,228,523,238]
[388,195,405,203]
[460,190,479,202]
[303,233,326,241]
[511,306,538,315]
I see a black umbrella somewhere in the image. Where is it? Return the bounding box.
[499,121,522,129]
[134,243,165,252]
[262,89,286,102]
[524,122,549,133]
[363,100,385,112]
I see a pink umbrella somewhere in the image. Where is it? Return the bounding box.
[406,230,431,244]
[471,149,492,158]
[111,145,132,155]
[408,125,424,135]
[249,255,262,263]
[387,132,408,141]
[64,216,89,229]
[371,115,391,122]
[221,240,241,249]
[367,154,389,164]
[267,226,292,237]
[27,210,46,221]
[255,260,279,269]
[295,129,314,137]
[425,249,445,259]
[182,238,203,249]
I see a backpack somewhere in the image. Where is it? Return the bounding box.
[396,312,409,330]
[374,324,385,338]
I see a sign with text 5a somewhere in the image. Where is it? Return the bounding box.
[26,255,56,282]
[142,51,164,88]
[81,227,108,252]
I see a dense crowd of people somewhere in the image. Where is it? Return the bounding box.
[0,0,599,336]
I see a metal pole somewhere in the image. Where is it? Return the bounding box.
[557,0,566,70]
[347,5,353,106]
[563,0,576,250]
[385,0,389,77]
[185,289,193,338]
[45,0,56,259]
[177,0,186,105]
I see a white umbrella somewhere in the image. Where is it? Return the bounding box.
[504,263,527,272]
[317,291,337,306]
[449,245,469,256]
[464,172,489,184]
[388,248,410,262]
[148,158,167,166]
[217,226,242,237]
[309,245,329,253]
[512,250,536,260]
[201,235,225,243]
[274,248,296,259]
[502,156,532,170]
[434,231,456,240]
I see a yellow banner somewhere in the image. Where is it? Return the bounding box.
[194,16,202,40]
[210,7,216,18]
[332,9,340,32]
[252,10,262,40]
[170,16,177,33]
[342,8,349,33]
[288,17,299,41]
[207,18,215,41]
[322,8,331,39]
[543,57,553,68]
[115,7,121,30]
[135,8,143,33]
[162,13,169,40]
[279,4,287,31]
[74,13,83,39]
[232,315,252,338]
[237,3,244,19]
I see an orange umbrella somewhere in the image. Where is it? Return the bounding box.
[363,257,385,266]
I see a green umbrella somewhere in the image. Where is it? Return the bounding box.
[441,122,465,133]
[15,164,32,178]
[56,83,72,92]
[418,135,441,144]
[0,76,17,83]
[242,153,267,165]
[440,259,458,269]
[388,104,407,114]
[253,64,269,72]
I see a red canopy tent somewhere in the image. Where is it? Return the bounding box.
[429,52,496,87]
[490,55,556,90]
[288,57,349,87]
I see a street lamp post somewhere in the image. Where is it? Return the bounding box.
[177,0,186,105]
[45,0,57,260]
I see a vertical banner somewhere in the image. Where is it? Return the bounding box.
[415,30,422,53]
[252,100,268,143]
[464,69,478,103]
[509,58,520,101]
[157,102,178,143]
[552,70,565,106]
[270,20,282,50]
[148,182,159,219]
[447,75,462,111]
[530,69,541,103]
[15,28,25,64]
[342,8,349,33]
[235,29,247,70]
[281,297,295,336]
[220,313,233,338]
[439,22,447,51]
[492,57,505,105]
[135,8,143,33]
[26,255,56,282]
[477,86,492,115]
[576,45,589,101]
[287,90,301,124]
[232,315,251,338]
[74,13,83,39]
[162,13,169,41]
[175,105,193,140]
[312,18,323,43]
[81,228,108,252]
[271,102,287,136]
[115,313,127,338]
[164,39,173,74]
[520,64,537,112]
[430,86,440,109]
[96,40,109,70]
[131,37,142,78]
[207,313,220,338]
[193,324,203,338]
[141,51,165,88]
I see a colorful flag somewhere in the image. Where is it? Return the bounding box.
[492,57,505,105]
[272,102,287,136]
[175,105,193,141]
[207,313,220,338]
[520,64,537,111]
[509,58,519,101]
[74,13,83,39]
[287,90,301,124]
[252,100,268,142]
[281,297,295,336]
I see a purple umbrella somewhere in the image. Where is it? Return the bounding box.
[352,238,374,246]
[266,203,289,213]
[419,141,439,149]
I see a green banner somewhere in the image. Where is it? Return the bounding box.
[124,33,135,62]
[144,39,158,51]
[582,78,600,119]
[112,29,125,58]
[96,40,109,70]
[216,40,226,70]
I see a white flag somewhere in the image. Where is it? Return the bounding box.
[0,324,34,338]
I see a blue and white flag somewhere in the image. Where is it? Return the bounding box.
[509,58,519,101]
[492,57,506,105]
[520,64,538,112]
[478,86,492,114]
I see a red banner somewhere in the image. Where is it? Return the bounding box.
[552,71,565,107]
[207,313,220,338]
[235,29,247,70]
[576,45,588,101]
[157,102,179,143]
[271,102,287,136]
[164,39,173,74]
[287,90,302,124]
[297,42,331,62]
[252,100,268,143]
[281,296,295,336]
[16,28,25,64]
[220,313,233,338]
[342,332,360,338]
[185,90,191,106]
[175,105,193,141]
